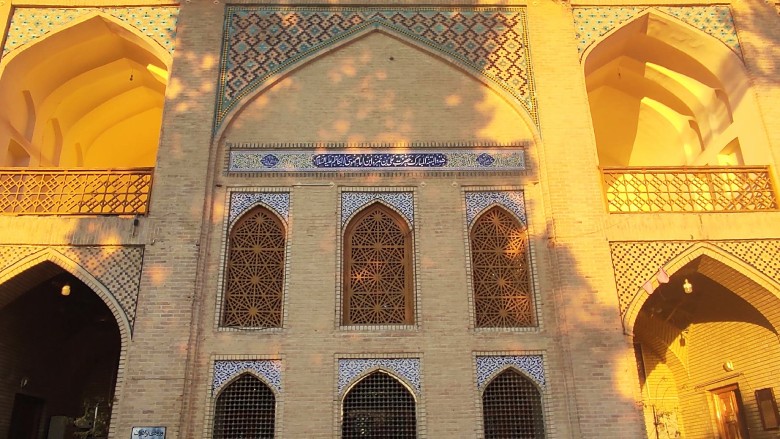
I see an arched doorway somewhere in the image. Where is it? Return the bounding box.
[0,262,121,439]
[633,256,780,438]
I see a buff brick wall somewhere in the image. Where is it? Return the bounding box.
[0,1,778,439]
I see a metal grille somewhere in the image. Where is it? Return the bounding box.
[342,372,417,439]
[213,374,275,439]
[0,168,153,214]
[344,204,413,325]
[471,206,534,327]
[222,206,285,328]
[483,369,545,439]
[602,166,777,213]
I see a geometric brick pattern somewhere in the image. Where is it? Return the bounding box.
[609,240,780,316]
[573,5,741,58]
[0,245,144,328]
[217,7,536,131]
[3,6,179,56]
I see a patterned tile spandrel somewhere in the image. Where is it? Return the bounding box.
[338,358,421,395]
[229,192,290,227]
[217,7,536,132]
[342,192,414,227]
[573,5,740,58]
[476,355,545,389]
[213,360,282,394]
[465,191,526,227]
[228,149,526,173]
[3,7,179,56]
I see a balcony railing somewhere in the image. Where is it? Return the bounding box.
[602,166,777,213]
[0,168,153,215]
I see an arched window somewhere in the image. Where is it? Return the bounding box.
[470,206,534,327]
[342,371,416,438]
[222,206,285,328]
[482,369,545,439]
[343,203,413,325]
[213,373,276,438]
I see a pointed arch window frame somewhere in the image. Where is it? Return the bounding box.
[338,189,419,329]
[463,189,541,331]
[207,356,283,439]
[216,189,292,331]
[473,352,550,439]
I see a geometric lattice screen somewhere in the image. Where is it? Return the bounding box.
[482,369,545,438]
[471,206,534,327]
[222,206,285,328]
[343,203,413,325]
[342,371,417,438]
[213,373,275,438]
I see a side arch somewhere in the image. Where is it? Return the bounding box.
[216,26,540,143]
[624,242,780,334]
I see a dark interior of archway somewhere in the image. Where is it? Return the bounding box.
[0,267,119,438]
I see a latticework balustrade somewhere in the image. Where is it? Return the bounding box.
[602,166,777,213]
[0,168,153,215]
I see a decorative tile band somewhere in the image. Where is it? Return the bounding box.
[213,360,282,394]
[342,192,414,227]
[476,355,545,389]
[229,149,525,173]
[338,358,421,395]
[229,192,290,227]
[217,7,536,132]
[465,191,526,227]
[0,246,143,329]
[573,5,740,58]
[3,7,179,56]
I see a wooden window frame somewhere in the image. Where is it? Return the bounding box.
[756,387,780,430]
[343,203,414,325]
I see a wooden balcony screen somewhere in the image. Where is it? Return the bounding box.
[602,166,777,213]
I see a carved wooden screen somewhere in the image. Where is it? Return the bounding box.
[342,372,417,438]
[213,373,276,438]
[482,369,545,439]
[343,203,413,325]
[470,206,534,327]
[222,206,285,328]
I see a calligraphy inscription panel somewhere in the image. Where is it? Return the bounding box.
[131,427,165,438]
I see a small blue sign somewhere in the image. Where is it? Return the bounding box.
[131,426,166,438]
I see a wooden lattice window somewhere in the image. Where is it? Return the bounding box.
[342,371,417,438]
[213,373,276,438]
[343,203,413,325]
[470,206,534,327]
[483,369,545,439]
[222,206,285,328]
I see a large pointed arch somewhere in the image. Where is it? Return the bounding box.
[0,12,171,168]
[624,243,780,334]
[212,373,276,439]
[481,367,545,439]
[216,26,540,143]
[341,370,417,438]
[583,9,771,168]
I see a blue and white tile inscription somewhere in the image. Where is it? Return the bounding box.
[229,192,290,227]
[465,191,526,226]
[213,360,282,394]
[338,358,421,395]
[341,192,414,227]
[229,149,525,172]
[476,355,545,389]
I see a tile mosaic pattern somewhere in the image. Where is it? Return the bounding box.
[476,355,545,389]
[338,358,421,395]
[465,191,526,227]
[573,5,741,57]
[229,148,526,173]
[609,240,780,316]
[213,360,283,393]
[217,7,536,131]
[0,245,144,328]
[342,192,414,227]
[3,7,179,56]
[229,192,290,227]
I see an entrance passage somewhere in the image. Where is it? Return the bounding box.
[0,263,120,439]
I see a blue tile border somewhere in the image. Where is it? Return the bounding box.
[338,358,421,395]
[476,355,545,389]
